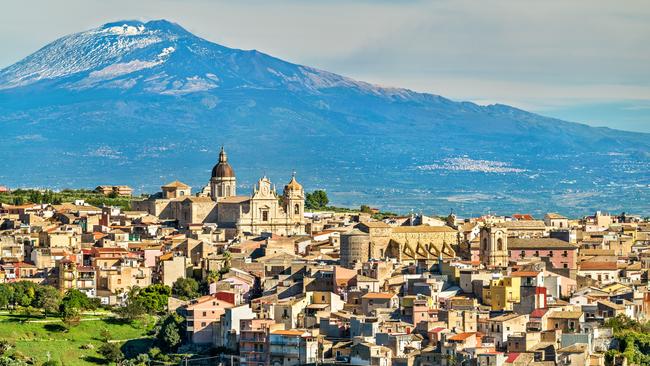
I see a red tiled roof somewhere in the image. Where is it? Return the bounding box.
[512,214,534,220]
[506,353,520,363]
[530,308,549,318]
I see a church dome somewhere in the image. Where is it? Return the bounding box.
[211,147,235,178]
[284,173,303,191]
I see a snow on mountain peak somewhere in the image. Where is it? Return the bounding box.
[0,20,192,89]
[0,19,419,99]
[101,23,146,36]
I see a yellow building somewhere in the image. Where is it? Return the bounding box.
[484,276,521,311]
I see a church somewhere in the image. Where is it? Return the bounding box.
[132,147,306,238]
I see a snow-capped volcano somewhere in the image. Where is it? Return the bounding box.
[0,20,648,215]
[0,20,408,98]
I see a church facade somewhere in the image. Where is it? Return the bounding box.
[132,147,306,237]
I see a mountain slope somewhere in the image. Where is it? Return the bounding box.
[0,20,648,215]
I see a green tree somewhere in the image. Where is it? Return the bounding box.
[305,190,329,210]
[60,305,80,327]
[137,284,171,313]
[115,288,147,322]
[0,285,13,309]
[156,314,183,352]
[171,278,199,300]
[98,342,124,364]
[10,282,37,307]
[59,289,91,327]
[360,204,372,213]
[60,289,90,310]
[34,286,61,316]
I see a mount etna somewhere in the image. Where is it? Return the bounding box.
[0,20,648,215]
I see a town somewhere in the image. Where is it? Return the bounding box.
[0,149,648,366]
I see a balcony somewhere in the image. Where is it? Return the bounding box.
[240,347,267,354]
[241,336,266,343]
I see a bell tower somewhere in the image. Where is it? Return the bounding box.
[283,172,304,221]
[479,226,508,267]
[210,146,236,201]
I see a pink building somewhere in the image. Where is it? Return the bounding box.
[143,248,163,268]
[508,238,578,269]
[185,295,234,344]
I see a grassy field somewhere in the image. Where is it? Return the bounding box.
[0,313,155,365]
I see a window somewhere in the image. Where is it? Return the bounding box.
[203,311,207,317]
[321,295,325,301]
[549,251,553,257]
[497,238,503,251]
[262,210,269,221]
[294,204,300,215]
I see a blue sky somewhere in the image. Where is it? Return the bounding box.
[1,0,649,132]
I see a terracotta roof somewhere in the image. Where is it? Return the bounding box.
[447,332,476,341]
[271,329,306,336]
[512,214,535,220]
[530,308,549,318]
[511,271,540,277]
[579,262,617,271]
[362,292,396,299]
[505,353,521,363]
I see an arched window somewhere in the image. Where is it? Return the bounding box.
[497,238,503,251]
[294,204,300,215]
[225,186,230,197]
